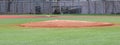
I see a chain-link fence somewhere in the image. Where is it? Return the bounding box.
[0,0,120,14]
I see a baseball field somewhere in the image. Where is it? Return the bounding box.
[0,14,120,45]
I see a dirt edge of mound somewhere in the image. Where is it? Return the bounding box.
[19,20,114,28]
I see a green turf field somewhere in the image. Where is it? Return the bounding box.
[0,15,120,45]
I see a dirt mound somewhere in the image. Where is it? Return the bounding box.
[19,20,114,28]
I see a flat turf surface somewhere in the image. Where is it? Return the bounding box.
[0,15,120,45]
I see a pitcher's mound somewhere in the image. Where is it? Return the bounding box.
[19,20,114,28]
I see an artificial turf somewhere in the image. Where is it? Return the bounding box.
[0,15,120,45]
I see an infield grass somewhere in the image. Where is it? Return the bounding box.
[0,15,120,45]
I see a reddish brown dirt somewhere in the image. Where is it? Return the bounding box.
[0,15,115,28]
[0,15,120,19]
[19,20,114,28]
[0,15,52,18]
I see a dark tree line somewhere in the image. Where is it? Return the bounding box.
[2,0,120,14]
[6,0,14,12]
[86,0,120,14]
[86,0,90,14]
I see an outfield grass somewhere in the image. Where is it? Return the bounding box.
[0,15,120,45]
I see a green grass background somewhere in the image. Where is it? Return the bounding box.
[0,15,120,45]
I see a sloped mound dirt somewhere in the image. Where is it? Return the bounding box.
[19,20,114,28]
